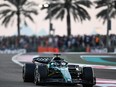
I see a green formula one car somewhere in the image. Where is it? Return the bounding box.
[22,54,96,87]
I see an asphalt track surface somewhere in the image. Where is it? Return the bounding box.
[0,53,116,87]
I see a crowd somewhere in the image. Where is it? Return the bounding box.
[0,34,116,52]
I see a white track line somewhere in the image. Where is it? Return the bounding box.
[97,78,116,84]
[69,63,116,70]
[12,52,25,67]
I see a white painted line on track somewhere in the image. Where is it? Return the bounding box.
[12,52,25,67]
[97,84,116,87]
[81,55,116,58]
[70,63,116,70]
[97,78,116,84]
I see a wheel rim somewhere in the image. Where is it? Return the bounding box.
[34,71,40,84]
[37,73,40,82]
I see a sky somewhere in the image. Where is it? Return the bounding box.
[0,0,116,36]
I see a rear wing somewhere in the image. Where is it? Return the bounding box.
[33,57,52,64]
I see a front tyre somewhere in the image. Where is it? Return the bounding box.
[82,67,95,87]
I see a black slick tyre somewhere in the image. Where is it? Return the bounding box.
[82,67,94,87]
[34,65,48,85]
[22,63,36,82]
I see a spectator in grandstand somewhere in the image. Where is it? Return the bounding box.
[0,34,115,52]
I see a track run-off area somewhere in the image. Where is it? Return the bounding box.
[0,52,116,87]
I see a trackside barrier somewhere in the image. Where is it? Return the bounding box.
[90,48,108,53]
[38,46,59,52]
[0,49,26,54]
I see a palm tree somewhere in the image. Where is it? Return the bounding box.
[0,0,38,37]
[42,0,92,36]
[94,0,116,23]
[94,0,116,47]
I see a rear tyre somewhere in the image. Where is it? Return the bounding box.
[34,65,48,85]
[22,63,36,82]
[82,67,94,87]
